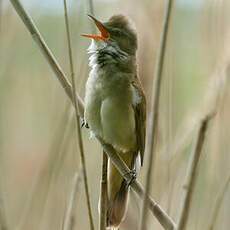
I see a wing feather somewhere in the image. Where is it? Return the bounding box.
[131,76,146,166]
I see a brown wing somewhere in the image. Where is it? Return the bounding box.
[131,76,146,166]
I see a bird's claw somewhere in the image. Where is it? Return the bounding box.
[124,169,137,188]
[80,118,89,129]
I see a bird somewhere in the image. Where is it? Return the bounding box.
[82,14,146,228]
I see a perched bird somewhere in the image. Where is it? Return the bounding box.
[82,14,146,228]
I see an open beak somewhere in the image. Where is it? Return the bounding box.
[81,15,110,41]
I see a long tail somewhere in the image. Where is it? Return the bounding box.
[106,151,135,228]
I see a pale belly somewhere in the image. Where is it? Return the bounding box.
[100,97,136,152]
[84,70,137,152]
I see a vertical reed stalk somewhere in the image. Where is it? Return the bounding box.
[177,115,213,230]
[63,0,94,229]
[139,1,174,229]
[63,170,83,230]
[99,152,108,230]
[85,0,109,226]
[87,0,109,226]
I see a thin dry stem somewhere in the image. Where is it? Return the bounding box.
[208,174,230,230]
[166,28,174,215]
[85,0,109,226]
[63,0,94,229]
[86,0,109,226]
[140,1,174,229]
[177,114,213,230]
[63,170,83,230]
[9,1,176,228]
[99,152,108,230]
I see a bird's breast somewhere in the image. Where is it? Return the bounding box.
[84,68,136,152]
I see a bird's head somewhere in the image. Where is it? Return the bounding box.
[82,14,137,55]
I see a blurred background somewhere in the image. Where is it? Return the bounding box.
[0,0,230,229]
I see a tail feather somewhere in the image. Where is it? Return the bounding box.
[106,152,136,228]
[107,180,129,228]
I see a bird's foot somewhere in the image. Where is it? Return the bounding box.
[80,118,89,129]
[124,169,137,188]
